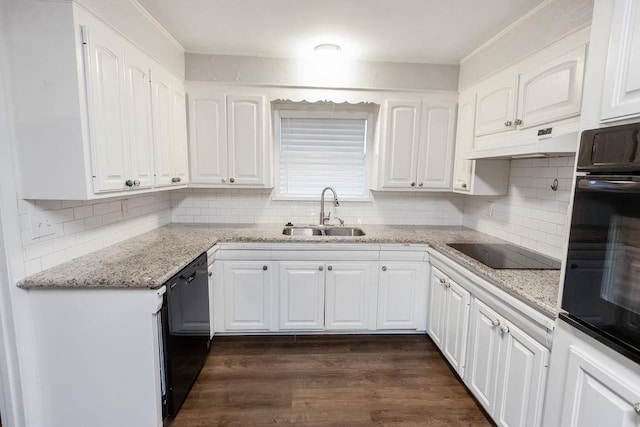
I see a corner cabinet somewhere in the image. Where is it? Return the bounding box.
[600,0,640,122]
[377,97,456,191]
[11,3,188,200]
[187,84,271,188]
[427,266,471,377]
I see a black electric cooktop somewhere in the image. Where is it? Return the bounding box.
[447,243,561,270]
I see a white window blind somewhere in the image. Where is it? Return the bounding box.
[278,114,368,198]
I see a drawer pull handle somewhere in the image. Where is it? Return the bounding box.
[262,265,268,271]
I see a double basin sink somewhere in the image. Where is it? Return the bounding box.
[282,225,366,237]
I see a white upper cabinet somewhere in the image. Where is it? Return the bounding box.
[187,85,270,187]
[379,97,456,191]
[452,91,510,196]
[474,71,519,138]
[601,0,640,122]
[152,67,189,188]
[11,4,188,199]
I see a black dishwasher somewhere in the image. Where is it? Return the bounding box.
[160,252,210,419]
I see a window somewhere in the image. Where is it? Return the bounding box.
[274,102,377,199]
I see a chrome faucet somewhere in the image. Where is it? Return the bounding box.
[319,187,339,226]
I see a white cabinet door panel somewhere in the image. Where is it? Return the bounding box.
[561,347,640,427]
[453,93,475,192]
[325,263,373,331]
[427,269,447,348]
[377,263,420,329]
[151,77,172,187]
[123,50,154,189]
[227,95,265,185]
[279,262,324,330]
[442,279,470,377]
[84,25,128,193]
[601,0,640,121]
[189,96,228,184]
[467,299,501,413]
[171,86,189,184]
[475,73,518,138]
[381,101,420,188]
[494,322,548,427]
[222,262,272,331]
[517,45,586,129]
[416,105,455,189]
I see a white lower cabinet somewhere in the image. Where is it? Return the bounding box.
[377,262,427,330]
[467,298,549,427]
[427,266,471,376]
[221,261,274,331]
[278,262,325,330]
[325,263,376,331]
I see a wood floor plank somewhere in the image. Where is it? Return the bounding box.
[168,335,493,427]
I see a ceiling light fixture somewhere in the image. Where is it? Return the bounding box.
[314,43,342,55]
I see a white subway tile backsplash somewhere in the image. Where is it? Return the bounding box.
[463,155,575,259]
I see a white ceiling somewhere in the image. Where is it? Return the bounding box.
[137,0,547,64]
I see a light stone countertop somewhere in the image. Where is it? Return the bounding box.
[18,223,561,317]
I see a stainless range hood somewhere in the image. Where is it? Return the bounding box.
[463,122,580,160]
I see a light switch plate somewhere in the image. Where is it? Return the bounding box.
[29,211,55,239]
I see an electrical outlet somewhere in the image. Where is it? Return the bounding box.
[29,211,55,239]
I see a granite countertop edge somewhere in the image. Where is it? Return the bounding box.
[18,223,561,317]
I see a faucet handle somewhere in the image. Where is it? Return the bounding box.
[334,216,345,226]
[324,212,331,222]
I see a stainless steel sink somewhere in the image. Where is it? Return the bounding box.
[323,227,366,236]
[282,226,365,237]
[282,227,323,236]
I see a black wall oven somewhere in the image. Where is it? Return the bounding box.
[562,123,640,364]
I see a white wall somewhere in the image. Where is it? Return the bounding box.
[459,0,594,90]
[171,189,465,226]
[463,157,574,259]
[186,53,459,91]
[19,194,172,276]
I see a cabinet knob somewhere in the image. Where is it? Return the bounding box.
[444,282,451,288]
[418,182,423,187]
[327,265,333,271]
[208,271,213,277]
[633,403,640,415]
[500,325,510,335]
[461,183,467,189]
[171,177,182,183]
[504,120,513,127]
[221,178,226,183]
[514,119,523,126]
[318,266,324,271]
[262,265,268,271]
[381,266,387,272]
[410,182,416,187]
[438,277,446,284]
[492,319,500,327]
[229,177,235,183]
[125,179,134,188]
[133,180,141,187]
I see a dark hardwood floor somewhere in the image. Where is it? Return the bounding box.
[169,334,492,426]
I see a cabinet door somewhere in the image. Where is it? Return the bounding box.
[171,84,189,185]
[494,322,549,427]
[517,45,586,129]
[442,279,470,377]
[227,95,266,186]
[475,71,518,138]
[560,347,640,427]
[601,0,640,121]
[123,48,154,189]
[83,24,128,193]
[222,262,273,331]
[279,262,325,330]
[325,262,374,331]
[466,298,502,414]
[453,93,475,193]
[415,103,455,190]
[151,72,173,187]
[188,93,228,184]
[377,262,422,329]
[380,100,421,189]
[427,268,448,349]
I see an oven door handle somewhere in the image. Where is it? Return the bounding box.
[578,178,640,193]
